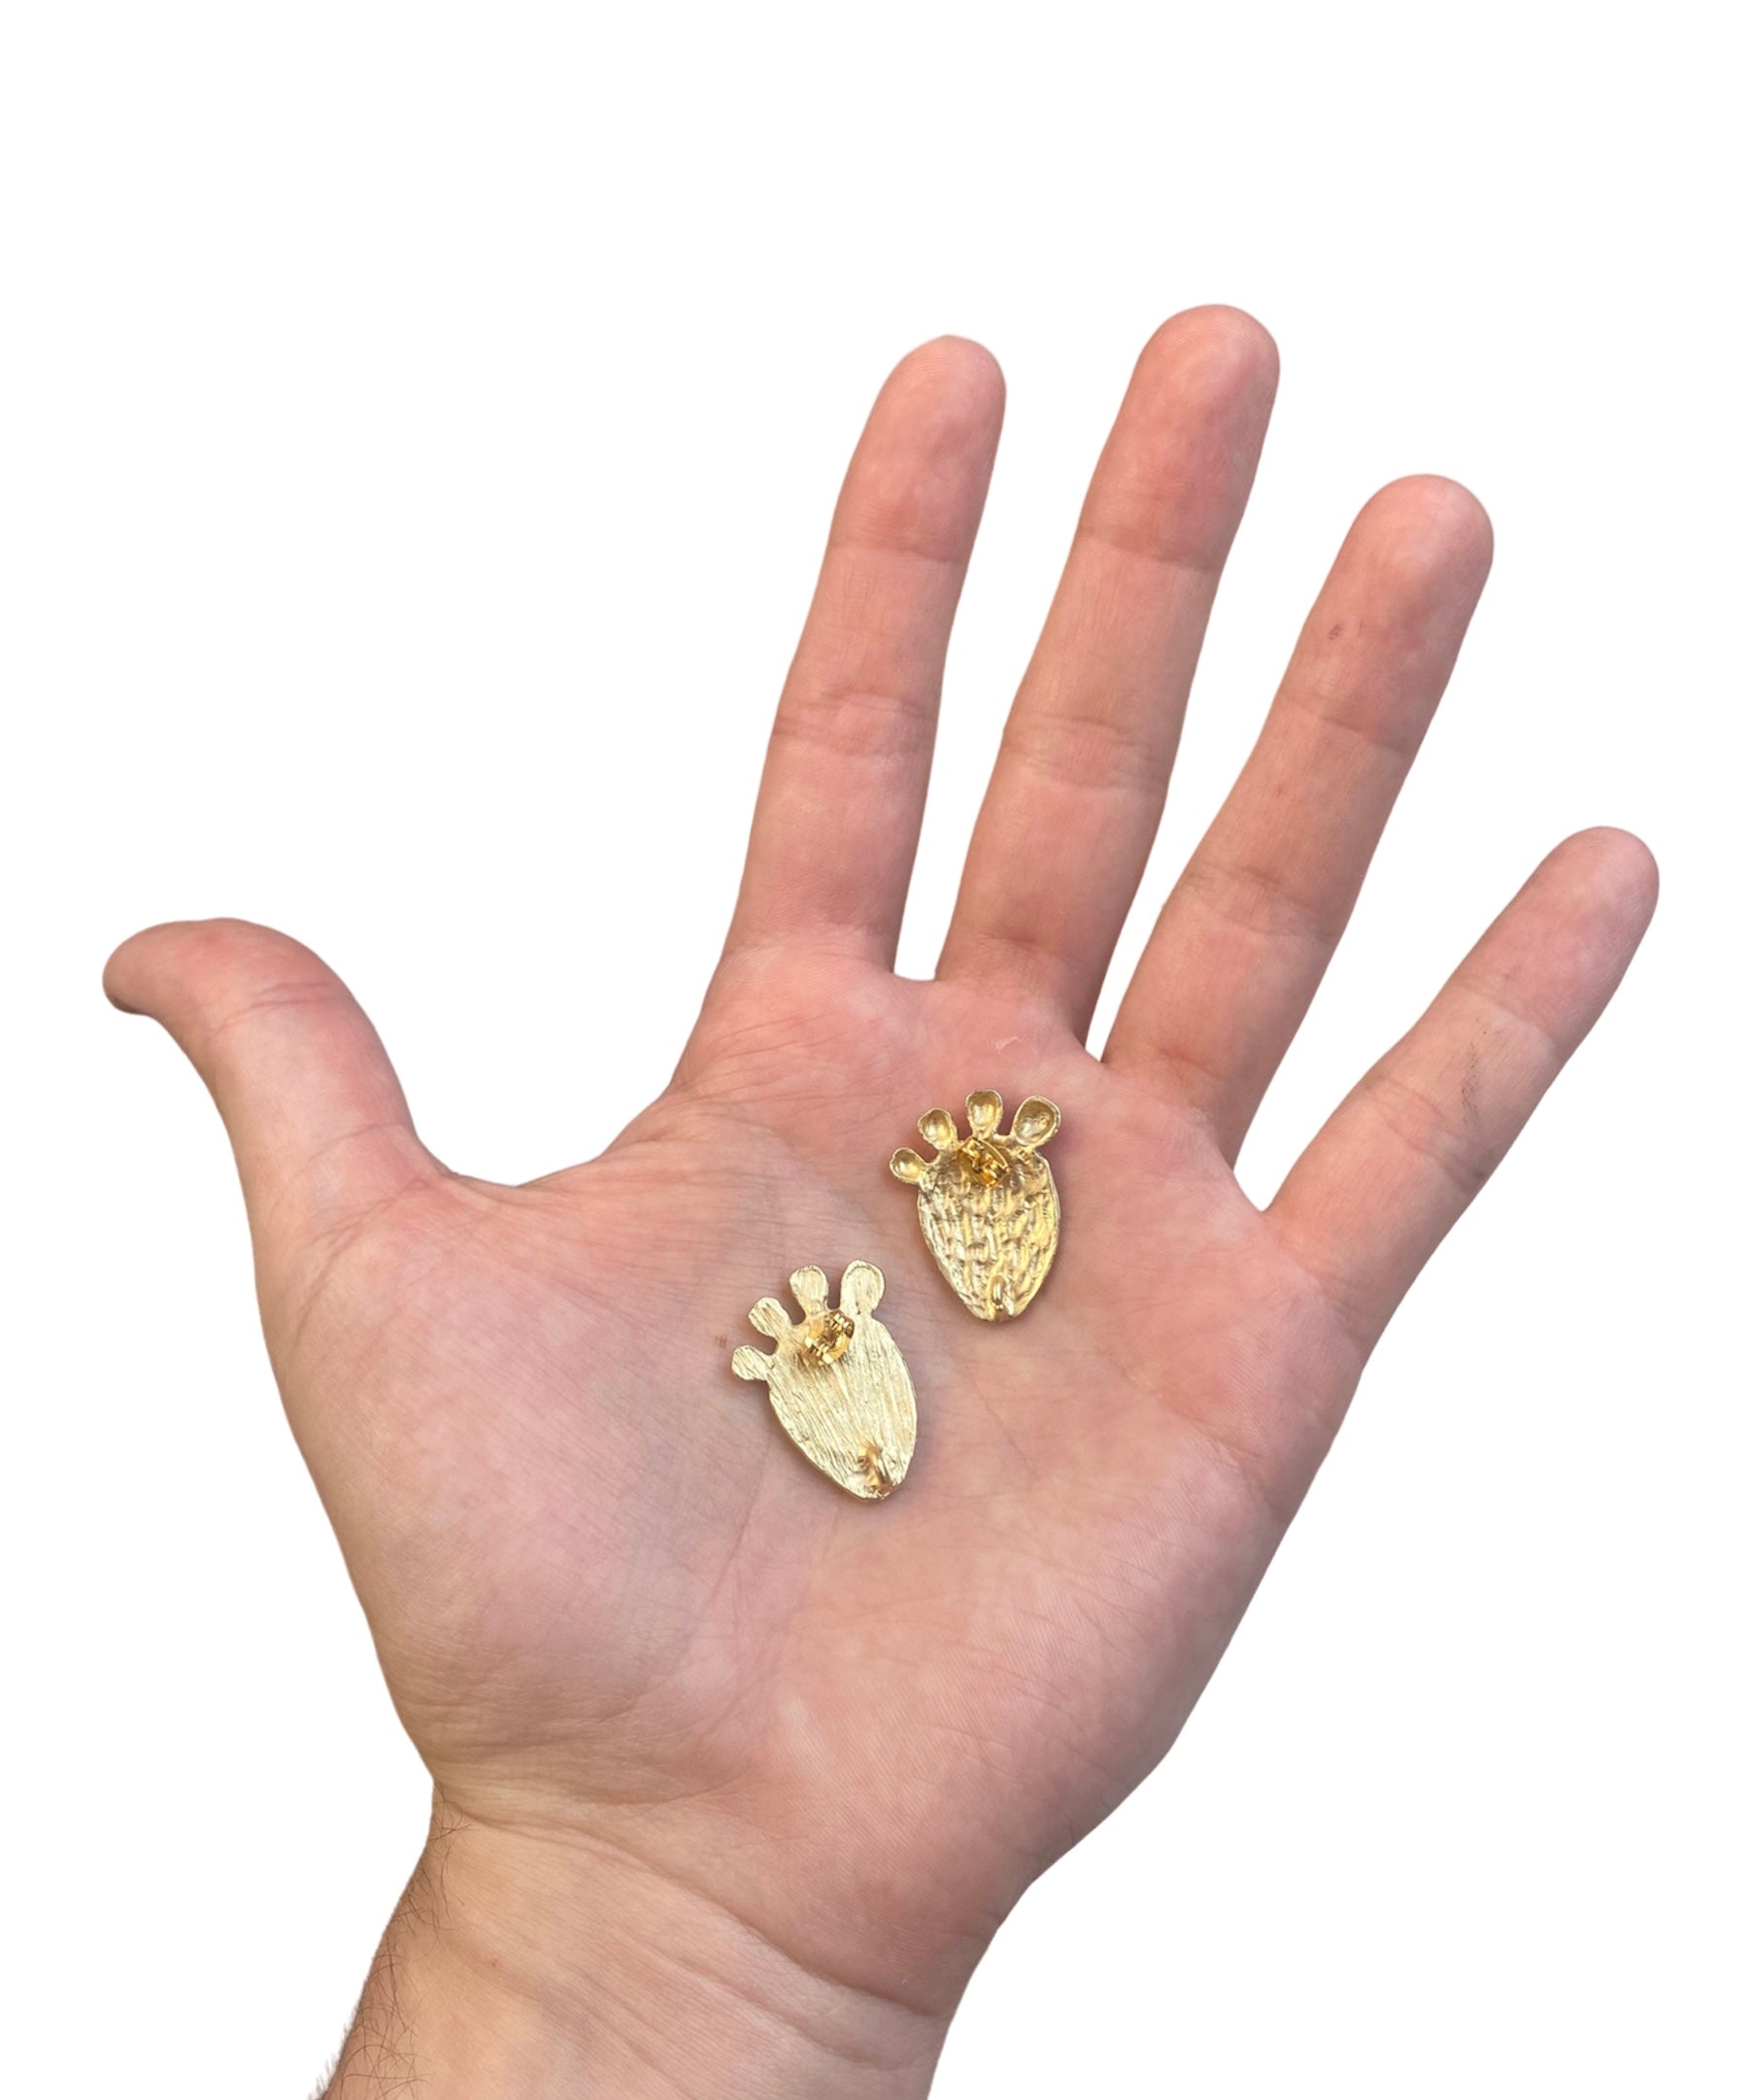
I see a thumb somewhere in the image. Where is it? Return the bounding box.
[104,918,435,1257]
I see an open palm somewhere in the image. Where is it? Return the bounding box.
[109,309,1655,2094]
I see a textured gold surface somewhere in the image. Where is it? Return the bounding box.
[890,1092,1061,1321]
[731,1264,917,1499]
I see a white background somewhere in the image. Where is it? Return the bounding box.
[4,4,1739,2092]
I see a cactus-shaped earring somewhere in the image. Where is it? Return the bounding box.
[891,1091,1061,1320]
[730,1263,918,1499]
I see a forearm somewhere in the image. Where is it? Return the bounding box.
[322,1803,951,2098]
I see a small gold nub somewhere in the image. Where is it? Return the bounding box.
[858,1442,895,1494]
[802,1309,856,1365]
[960,1135,1009,1185]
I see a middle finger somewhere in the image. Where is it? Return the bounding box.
[936,306,1277,1034]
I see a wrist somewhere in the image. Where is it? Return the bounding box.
[324,1804,952,2098]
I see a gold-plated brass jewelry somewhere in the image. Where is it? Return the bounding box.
[731,1263,917,1500]
[891,1091,1061,1321]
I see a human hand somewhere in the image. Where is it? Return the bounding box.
[106,308,1656,2096]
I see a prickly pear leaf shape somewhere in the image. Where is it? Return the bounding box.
[915,1147,1059,1320]
[759,1314,917,1498]
[731,1266,917,1499]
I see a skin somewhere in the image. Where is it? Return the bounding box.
[106,308,1658,2097]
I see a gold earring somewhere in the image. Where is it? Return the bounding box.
[891,1091,1061,1321]
[731,1263,918,1499]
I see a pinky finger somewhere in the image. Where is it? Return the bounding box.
[1269,828,1658,1353]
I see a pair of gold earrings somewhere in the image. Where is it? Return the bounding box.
[730,1091,1061,1501]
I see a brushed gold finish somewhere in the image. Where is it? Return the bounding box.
[731,1263,918,1499]
[891,1091,1061,1321]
